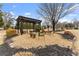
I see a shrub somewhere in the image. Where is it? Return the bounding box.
[74,27,78,29]
[35,24,41,32]
[6,28,17,38]
[64,31,74,37]
[64,31,72,35]
[0,17,4,27]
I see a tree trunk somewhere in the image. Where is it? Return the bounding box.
[52,20,55,32]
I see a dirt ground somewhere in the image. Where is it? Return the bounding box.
[0,30,16,56]
[10,31,73,49]
[0,29,79,55]
[66,30,79,55]
[0,30,6,45]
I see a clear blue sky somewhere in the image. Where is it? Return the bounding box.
[2,3,40,19]
[2,3,79,22]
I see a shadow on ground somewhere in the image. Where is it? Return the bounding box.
[0,43,76,56]
[14,44,76,56]
[57,32,74,40]
[0,43,17,56]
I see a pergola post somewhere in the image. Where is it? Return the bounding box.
[16,20,20,34]
[20,20,23,35]
[39,23,41,30]
[33,23,35,31]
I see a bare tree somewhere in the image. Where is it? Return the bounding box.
[72,18,79,29]
[38,3,78,32]
[2,12,14,29]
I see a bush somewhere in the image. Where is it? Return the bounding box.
[74,27,78,29]
[0,17,4,27]
[35,24,41,32]
[6,28,17,38]
[64,31,72,35]
[64,31,74,37]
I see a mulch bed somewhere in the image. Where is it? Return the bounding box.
[0,43,17,56]
[0,44,75,56]
[14,44,76,56]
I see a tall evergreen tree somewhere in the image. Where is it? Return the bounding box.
[0,4,4,27]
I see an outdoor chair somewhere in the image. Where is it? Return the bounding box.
[38,31,45,36]
[30,31,36,38]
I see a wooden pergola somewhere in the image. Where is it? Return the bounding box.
[16,16,41,35]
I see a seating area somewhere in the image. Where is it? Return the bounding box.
[16,16,41,35]
[14,16,53,39]
[0,3,79,56]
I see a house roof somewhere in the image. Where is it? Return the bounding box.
[16,16,41,23]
